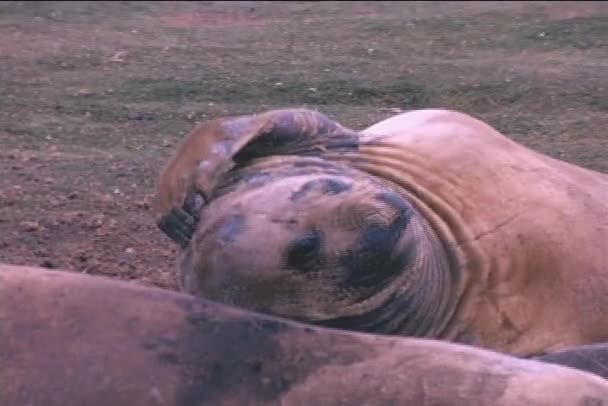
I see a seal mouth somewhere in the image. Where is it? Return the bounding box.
[312,203,455,338]
[206,269,426,337]
[313,291,415,334]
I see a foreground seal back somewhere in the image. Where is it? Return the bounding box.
[2,264,608,406]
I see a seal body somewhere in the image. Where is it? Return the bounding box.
[358,109,608,355]
[2,264,608,406]
[155,108,608,357]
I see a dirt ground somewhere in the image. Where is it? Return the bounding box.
[0,1,606,290]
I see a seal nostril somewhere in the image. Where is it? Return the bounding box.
[183,191,207,220]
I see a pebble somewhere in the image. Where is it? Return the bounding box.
[134,199,149,209]
[20,221,41,232]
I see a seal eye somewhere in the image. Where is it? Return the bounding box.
[286,232,322,271]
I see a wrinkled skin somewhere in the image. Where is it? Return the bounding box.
[3,264,608,406]
[155,108,608,357]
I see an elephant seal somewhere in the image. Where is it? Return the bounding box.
[154,108,608,357]
[2,264,608,406]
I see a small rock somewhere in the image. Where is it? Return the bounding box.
[91,216,104,229]
[127,112,144,121]
[134,199,149,209]
[20,221,41,232]
[109,51,128,62]
[68,191,78,199]
[82,258,100,272]
[125,248,135,254]
[49,198,62,207]
[150,387,163,403]
[74,88,94,97]
[381,107,403,114]
[127,111,155,121]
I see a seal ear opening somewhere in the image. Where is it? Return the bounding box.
[153,108,358,246]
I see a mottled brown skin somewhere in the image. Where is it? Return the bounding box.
[154,108,608,358]
[2,264,608,406]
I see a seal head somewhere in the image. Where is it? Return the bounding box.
[157,109,457,337]
[180,157,455,337]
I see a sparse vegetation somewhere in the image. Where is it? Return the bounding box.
[0,1,606,287]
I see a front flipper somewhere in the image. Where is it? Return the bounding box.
[535,343,608,379]
[153,109,358,245]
